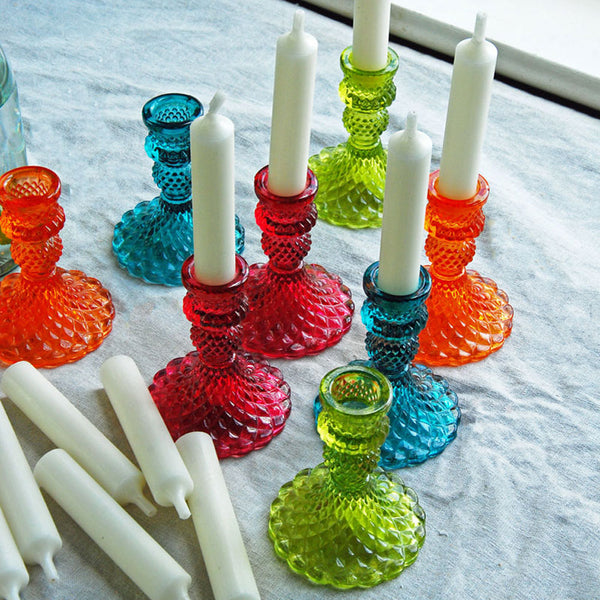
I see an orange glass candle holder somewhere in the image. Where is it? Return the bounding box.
[0,166,114,367]
[415,170,513,366]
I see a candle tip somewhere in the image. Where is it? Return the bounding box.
[40,553,59,582]
[292,9,305,34]
[172,489,192,520]
[7,587,22,600]
[474,12,487,42]
[208,91,226,115]
[406,111,418,135]
[133,491,157,517]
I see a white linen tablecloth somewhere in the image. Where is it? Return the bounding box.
[0,0,599,599]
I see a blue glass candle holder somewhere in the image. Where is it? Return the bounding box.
[316,262,460,468]
[112,93,244,285]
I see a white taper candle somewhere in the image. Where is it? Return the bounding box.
[0,506,29,600]
[378,112,432,296]
[438,13,498,200]
[190,91,237,285]
[1,362,155,517]
[177,432,260,600]
[0,401,61,581]
[34,450,192,600]
[352,0,391,71]
[100,355,193,520]
[267,10,318,197]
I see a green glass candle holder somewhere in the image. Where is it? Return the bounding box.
[269,364,425,589]
[308,46,399,229]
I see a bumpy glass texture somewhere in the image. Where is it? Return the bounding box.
[149,255,291,458]
[241,166,354,358]
[112,93,244,286]
[269,365,425,588]
[0,166,114,367]
[308,47,398,229]
[416,171,513,366]
[360,263,459,467]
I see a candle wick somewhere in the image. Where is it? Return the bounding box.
[405,111,418,136]
[292,9,305,35]
[473,12,487,43]
[208,91,226,115]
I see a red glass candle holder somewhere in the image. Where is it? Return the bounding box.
[241,166,354,358]
[149,254,291,458]
[0,166,114,367]
[415,170,513,366]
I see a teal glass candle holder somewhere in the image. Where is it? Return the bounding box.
[308,47,399,229]
[269,364,425,588]
[112,93,244,285]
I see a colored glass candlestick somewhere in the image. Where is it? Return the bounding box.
[416,171,513,366]
[0,166,114,367]
[308,47,399,229]
[150,254,291,458]
[241,166,354,358]
[113,94,244,286]
[269,364,425,588]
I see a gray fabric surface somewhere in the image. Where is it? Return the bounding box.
[0,0,599,599]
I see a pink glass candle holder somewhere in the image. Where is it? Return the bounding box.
[149,254,291,458]
[0,166,114,367]
[241,166,354,358]
[416,170,513,366]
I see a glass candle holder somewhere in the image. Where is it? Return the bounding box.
[308,47,399,229]
[0,166,114,367]
[416,170,513,366]
[112,93,244,285]
[241,166,354,358]
[149,254,291,458]
[269,364,425,589]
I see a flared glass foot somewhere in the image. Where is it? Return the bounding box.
[0,268,114,367]
[416,268,514,366]
[149,352,291,458]
[308,143,386,228]
[242,263,354,358]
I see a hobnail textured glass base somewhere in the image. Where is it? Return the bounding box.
[416,171,513,366]
[149,255,291,458]
[0,166,114,368]
[241,166,354,358]
[308,47,398,229]
[315,264,459,469]
[269,365,425,588]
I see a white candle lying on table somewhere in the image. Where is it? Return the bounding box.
[378,112,432,296]
[190,91,236,285]
[0,401,61,581]
[352,0,391,71]
[177,432,260,600]
[100,355,193,520]
[0,506,29,600]
[438,13,497,200]
[34,449,192,600]
[267,10,318,197]
[1,361,156,517]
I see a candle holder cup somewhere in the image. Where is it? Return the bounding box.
[149,254,291,458]
[315,263,459,468]
[241,166,354,359]
[112,93,244,286]
[308,47,398,229]
[269,364,425,588]
[0,166,114,367]
[416,171,513,366]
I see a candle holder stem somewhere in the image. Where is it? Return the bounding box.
[112,94,244,285]
[241,166,354,358]
[149,255,291,458]
[308,47,399,229]
[0,166,114,367]
[269,365,425,588]
[416,171,513,366]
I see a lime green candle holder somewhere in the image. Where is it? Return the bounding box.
[309,46,399,229]
[268,364,425,589]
